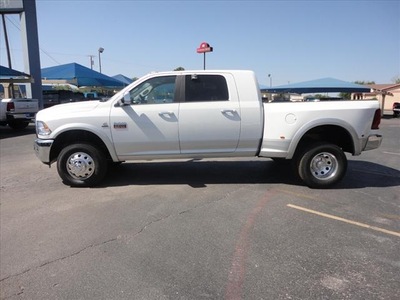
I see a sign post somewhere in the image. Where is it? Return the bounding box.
[196,42,213,70]
[0,0,42,108]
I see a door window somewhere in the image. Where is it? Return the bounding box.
[128,76,176,104]
[185,75,229,102]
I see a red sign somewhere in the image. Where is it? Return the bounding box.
[197,42,213,53]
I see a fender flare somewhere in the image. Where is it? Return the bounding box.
[286,118,359,159]
[51,123,119,161]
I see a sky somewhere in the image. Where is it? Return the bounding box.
[1,0,399,86]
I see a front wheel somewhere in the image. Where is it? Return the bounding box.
[296,143,347,189]
[57,143,108,187]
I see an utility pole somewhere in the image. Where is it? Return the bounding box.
[2,14,15,98]
[2,15,12,69]
[88,55,95,69]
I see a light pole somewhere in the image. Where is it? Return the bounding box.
[268,74,272,87]
[98,47,104,73]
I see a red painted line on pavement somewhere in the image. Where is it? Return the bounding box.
[225,191,273,300]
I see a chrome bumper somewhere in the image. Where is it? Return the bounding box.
[363,134,383,151]
[7,112,36,120]
[34,139,54,164]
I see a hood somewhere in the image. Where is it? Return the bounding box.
[38,100,101,118]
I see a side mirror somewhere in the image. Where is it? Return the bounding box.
[118,93,131,106]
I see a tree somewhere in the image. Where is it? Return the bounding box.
[174,67,185,71]
[340,81,376,99]
[339,92,350,99]
[354,81,375,85]
[392,76,400,84]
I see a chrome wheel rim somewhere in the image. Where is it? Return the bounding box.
[309,152,338,180]
[66,151,95,180]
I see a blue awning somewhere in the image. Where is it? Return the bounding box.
[0,65,33,84]
[112,74,134,86]
[261,77,371,94]
[0,65,31,77]
[41,63,125,87]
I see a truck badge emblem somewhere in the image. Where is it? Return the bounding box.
[114,123,127,129]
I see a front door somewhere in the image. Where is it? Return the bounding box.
[110,75,180,159]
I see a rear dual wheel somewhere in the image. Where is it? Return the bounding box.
[296,143,347,189]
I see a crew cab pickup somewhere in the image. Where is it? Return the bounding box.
[1,98,38,129]
[34,70,382,188]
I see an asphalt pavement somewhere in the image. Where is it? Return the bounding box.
[1,117,399,299]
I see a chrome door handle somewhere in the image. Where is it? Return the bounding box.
[221,109,236,113]
[159,111,174,116]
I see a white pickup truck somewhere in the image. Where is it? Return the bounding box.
[34,70,382,188]
[0,98,38,130]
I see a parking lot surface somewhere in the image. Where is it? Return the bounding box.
[1,118,399,299]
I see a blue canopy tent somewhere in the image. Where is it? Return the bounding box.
[261,77,371,94]
[0,65,31,77]
[1,66,33,98]
[112,74,133,86]
[41,63,125,87]
[0,65,33,83]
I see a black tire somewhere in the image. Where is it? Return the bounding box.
[57,143,108,187]
[271,157,286,162]
[271,157,291,163]
[296,143,347,189]
[271,157,292,168]
[8,120,29,130]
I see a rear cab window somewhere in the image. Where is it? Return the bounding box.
[184,74,229,102]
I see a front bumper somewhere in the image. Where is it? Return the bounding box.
[363,134,383,151]
[34,139,54,164]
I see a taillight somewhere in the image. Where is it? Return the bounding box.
[371,109,381,130]
[6,102,15,112]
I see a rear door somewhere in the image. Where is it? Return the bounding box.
[178,73,241,154]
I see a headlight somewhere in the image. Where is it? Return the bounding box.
[36,121,52,136]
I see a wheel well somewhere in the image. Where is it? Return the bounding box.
[50,130,111,163]
[296,125,354,155]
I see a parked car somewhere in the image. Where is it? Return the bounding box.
[42,89,85,108]
[304,97,343,102]
[393,102,400,118]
